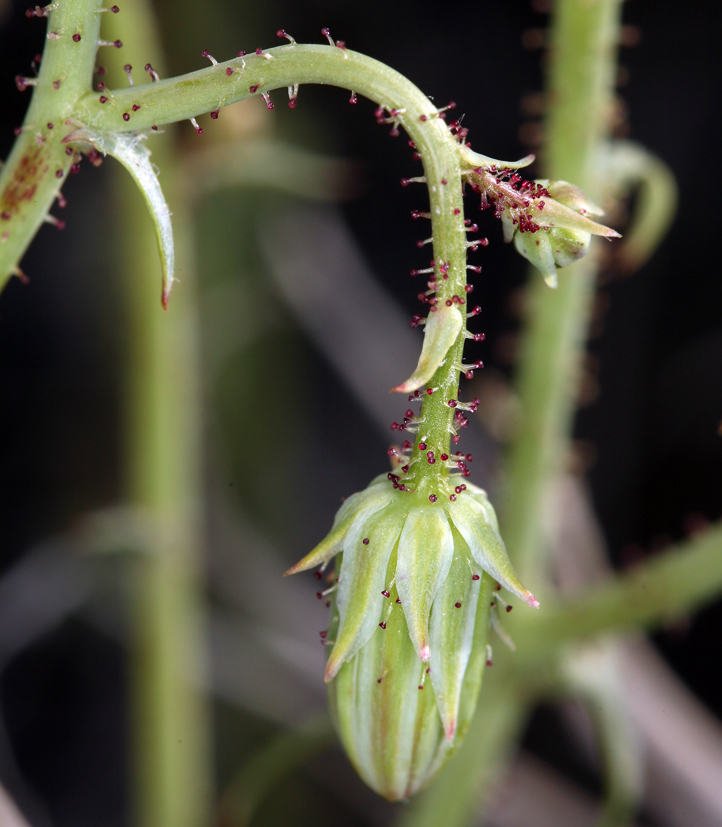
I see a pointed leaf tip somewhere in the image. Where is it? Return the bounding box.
[64,126,175,311]
[392,305,463,393]
[525,592,540,609]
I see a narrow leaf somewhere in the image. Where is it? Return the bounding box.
[63,127,175,309]
[392,306,463,393]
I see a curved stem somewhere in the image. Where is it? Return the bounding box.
[74,44,473,485]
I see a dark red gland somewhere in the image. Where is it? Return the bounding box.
[363,538,370,545]
[99,96,108,103]
[455,602,462,608]
[72,33,81,42]
[506,606,513,613]
[472,574,480,581]
[226,67,234,76]
[249,85,258,93]
[429,494,437,503]
[379,622,387,629]
[382,590,390,598]
[440,454,449,461]
[132,104,141,111]
[418,442,427,450]
[210,109,220,119]
[122,113,130,121]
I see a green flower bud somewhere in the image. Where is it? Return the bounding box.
[286,475,538,799]
[462,158,621,289]
[500,179,620,287]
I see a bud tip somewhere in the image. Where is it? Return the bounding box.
[524,591,540,609]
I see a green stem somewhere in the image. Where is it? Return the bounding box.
[108,3,213,827]
[519,524,722,651]
[501,0,624,582]
[0,0,103,280]
[73,43,472,490]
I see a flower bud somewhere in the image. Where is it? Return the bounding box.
[501,179,620,287]
[286,475,538,799]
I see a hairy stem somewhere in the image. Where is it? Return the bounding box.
[0,0,104,280]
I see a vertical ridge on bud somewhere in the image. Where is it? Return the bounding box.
[428,527,482,740]
[396,507,454,662]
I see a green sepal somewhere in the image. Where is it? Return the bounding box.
[285,485,393,575]
[428,529,482,740]
[324,506,405,682]
[396,507,455,662]
[449,496,539,608]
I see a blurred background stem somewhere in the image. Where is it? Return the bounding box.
[107,3,213,826]
[502,0,624,584]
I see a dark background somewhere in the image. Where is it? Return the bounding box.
[1,1,720,825]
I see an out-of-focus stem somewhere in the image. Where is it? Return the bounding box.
[518,523,722,652]
[502,0,625,583]
[108,3,212,827]
[217,714,336,827]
